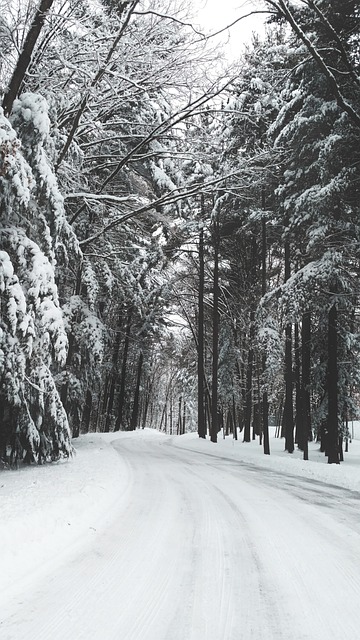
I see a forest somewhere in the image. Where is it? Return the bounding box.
[0,0,359,467]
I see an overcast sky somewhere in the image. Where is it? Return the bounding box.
[193,0,267,58]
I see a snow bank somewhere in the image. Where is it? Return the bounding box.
[171,424,360,493]
[0,434,128,603]
[1,425,359,609]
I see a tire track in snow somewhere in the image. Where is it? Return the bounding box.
[158,445,284,640]
[2,432,360,639]
[194,451,360,640]
[1,438,182,639]
[172,459,286,640]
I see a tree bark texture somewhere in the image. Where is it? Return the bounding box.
[197,217,206,438]
[104,312,123,432]
[261,215,270,454]
[301,312,311,460]
[114,310,132,431]
[327,304,340,463]
[211,221,220,443]
[130,351,143,430]
[3,0,55,115]
[283,238,294,452]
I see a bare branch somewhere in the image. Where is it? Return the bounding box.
[194,10,276,44]
[55,0,140,170]
[132,10,206,38]
[78,153,273,249]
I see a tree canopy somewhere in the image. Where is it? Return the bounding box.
[1,0,359,466]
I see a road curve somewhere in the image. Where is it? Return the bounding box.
[2,431,360,640]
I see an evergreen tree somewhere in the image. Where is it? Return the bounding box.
[0,99,74,464]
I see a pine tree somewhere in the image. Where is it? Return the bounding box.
[0,99,73,464]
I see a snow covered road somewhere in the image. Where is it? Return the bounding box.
[2,430,360,639]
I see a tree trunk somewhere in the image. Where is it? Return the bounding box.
[261,213,270,454]
[82,389,92,434]
[301,312,311,460]
[327,303,340,463]
[284,322,294,452]
[169,386,173,435]
[197,214,206,438]
[262,389,270,454]
[243,310,255,442]
[177,396,182,435]
[211,221,220,443]
[60,263,82,429]
[205,389,211,435]
[141,372,155,429]
[114,310,132,431]
[104,312,123,433]
[284,239,294,453]
[159,400,167,432]
[294,322,301,447]
[3,0,55,115]
[130,351,143,431]
[232,395,238,440]
[244,235,257,443]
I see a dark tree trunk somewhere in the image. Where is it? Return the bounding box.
[197,215,206,439]
[240,360,246,432]
[261,215,270,454]
[114,310,132,431]
[252,360,260,440]
[182,399,186,435]
[284,239,294,453]
[262,389,270,454]
[205,390,211,435]
[301,312,311,460]
[177,396,182,435]
[100,376,110,431]
[169,387,173,435]
[141,372,155,429]
[159,400,167,432]
[103,376,116,433]
[104,312,123,433]
[252,399,260,439]
[339,437,344,462]
[294,322,301,446]
[159,377,173,432]
[164,404,168,434]
[130,351,143,431]
[82,389,92,434]
[243,310,255,442]
[284,322,294,452]
[0,397,6,461]
[211,221,220,443]
[244,236,257,443]
[327,304,340,463]
[3,0,55,115]
[60,263,82,428]
[232,395,238,440]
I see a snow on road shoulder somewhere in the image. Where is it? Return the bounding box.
[0,433,129,604]
[170,425,360,493]
[1,425,360,610]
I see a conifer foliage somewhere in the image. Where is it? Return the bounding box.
[0,95,73,464]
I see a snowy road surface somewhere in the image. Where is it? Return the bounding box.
[2,430,360,639]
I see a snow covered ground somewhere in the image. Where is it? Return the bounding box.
[1,426,360,639]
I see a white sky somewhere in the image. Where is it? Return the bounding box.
[193,0,267,58]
